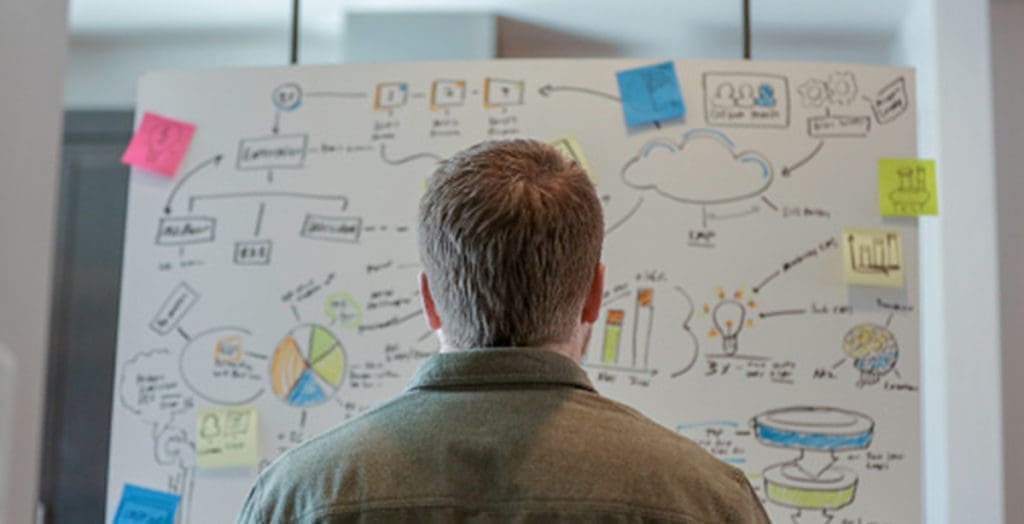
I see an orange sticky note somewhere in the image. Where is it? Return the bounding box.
[121,112,196,177]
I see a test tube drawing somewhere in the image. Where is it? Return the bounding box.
[632,288,654,368]
[602,310,625,364]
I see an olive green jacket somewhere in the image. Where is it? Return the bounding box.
[236,348,770,523]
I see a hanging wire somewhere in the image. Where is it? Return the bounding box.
[743,0,751,59]
[290,0,300,64]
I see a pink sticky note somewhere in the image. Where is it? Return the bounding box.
[121,112,196,177]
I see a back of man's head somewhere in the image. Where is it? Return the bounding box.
[418,139,604,349]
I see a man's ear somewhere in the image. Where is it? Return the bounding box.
[419,272,443,330]
[581,263,605,324]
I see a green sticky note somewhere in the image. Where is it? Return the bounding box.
[195,406,260,468]
[878,158,937,216]
[842,227,904,288]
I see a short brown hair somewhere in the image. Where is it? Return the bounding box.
[418,139,603,348]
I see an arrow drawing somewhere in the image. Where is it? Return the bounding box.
[163,154,225,214]
[538,84,621,103]
[781,140,824,177]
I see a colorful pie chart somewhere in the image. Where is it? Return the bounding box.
[270,324,345,406]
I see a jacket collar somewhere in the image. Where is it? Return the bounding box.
[406,347,596,392]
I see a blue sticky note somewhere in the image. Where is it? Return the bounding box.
[615,61,686,127]
[113,484,180,524]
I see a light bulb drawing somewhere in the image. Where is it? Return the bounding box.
[712,301,746,356]
[703,287,757,356]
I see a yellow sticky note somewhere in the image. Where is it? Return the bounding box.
[842,228,904,287]
[195,406,259,468]
[550,135,594,181]
[878,158,937,216]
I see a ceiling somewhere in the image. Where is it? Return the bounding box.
[68,0,912,42]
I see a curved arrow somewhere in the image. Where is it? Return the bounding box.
[538,84,621,103]
[781,140,824,177]
[163,154,224,215]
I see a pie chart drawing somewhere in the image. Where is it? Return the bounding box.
[270,324,346,407]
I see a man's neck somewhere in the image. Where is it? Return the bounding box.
[438,338,584,364]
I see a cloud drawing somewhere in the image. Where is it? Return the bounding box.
[621,129,773,205]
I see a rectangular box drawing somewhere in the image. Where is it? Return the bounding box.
[703,72,790,128]
[808,115,871,138]
[233,240,272,265]
[155,216,216,246]
[871,77,909,124]
[484,78,525,107]
[236,134,308,170]
[300,215,362,243]
[148,282,199,335]
[431,80,466,110]
[602,310,625,364]
[374,82,408,110]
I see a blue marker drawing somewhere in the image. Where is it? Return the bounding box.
[752,406,875,451]
[675,420,739,431]
[287,369,327,406]
[754,84,776,107]
[113,484,180,524]
[754,423,873,451]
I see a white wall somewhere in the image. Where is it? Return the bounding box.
[993,1,1024,521]
[895,0,1004,522]
[67,30,292,108]
[0,1,68,523]
[65,5,902,108]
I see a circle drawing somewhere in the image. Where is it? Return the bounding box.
[270,324,346,407]
[271,83,303,112]
[179,326,264,405]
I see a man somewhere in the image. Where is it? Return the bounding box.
[237,140,770,523]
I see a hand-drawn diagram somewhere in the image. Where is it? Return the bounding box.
[110,61,921,524]
[842,323,899,386]
[870,77,910,125]
[798,72,858,107]
[179,326,264,405]
[587,283,699,378]
[846,230,902,276]
[483,78,525,108]
[704,72,790,128]
[754,406,874,524]
[270,324,347,407]
[430,79,466,111]
[374,82,408,111]
[807,113,871,138]
[599,288,654,369]
[149,283,200,335]
[887,162,932,214]
[621,129,773,206]
[271,83,303,112]
[705,288,757,356]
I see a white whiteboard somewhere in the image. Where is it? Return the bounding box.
[108,59,920,523]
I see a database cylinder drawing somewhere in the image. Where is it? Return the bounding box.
[753,406,874,513]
